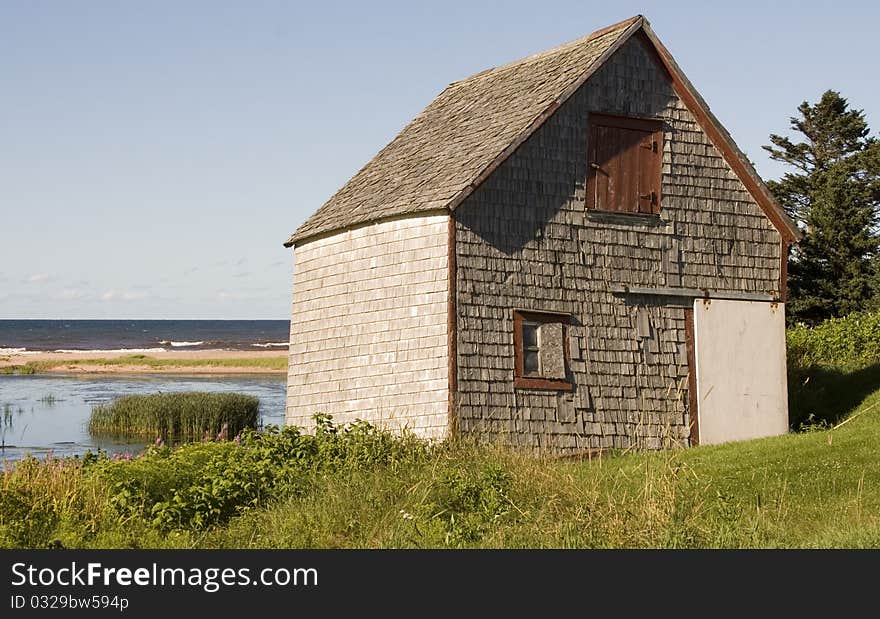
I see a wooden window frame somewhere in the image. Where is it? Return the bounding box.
[513,310,573,391]
[586,113,664,215]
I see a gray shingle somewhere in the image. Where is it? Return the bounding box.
[286,16,641,245]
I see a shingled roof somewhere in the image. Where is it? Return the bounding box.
[285,15,799,246]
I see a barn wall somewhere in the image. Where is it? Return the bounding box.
[454,33,783,451]
[286,213,449,439]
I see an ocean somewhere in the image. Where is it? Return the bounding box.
[0,319,290,354]
[0,320,291,459]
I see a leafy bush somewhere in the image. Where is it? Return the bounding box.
[93,416,429,532]
[89,392,259,441]
[311,413,428,471]
[425,463,513,546]
[786,310,880,429]
[7,399,880,549]
[96,441,233,524]
[787,310,880,368]
[146,427,314,530]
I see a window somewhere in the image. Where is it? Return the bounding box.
[586,113,663,215]
[513,310,572,390]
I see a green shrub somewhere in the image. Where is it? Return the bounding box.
[425,462,513,546]
[6,400,880,549]
[787,310,880,368]
[147,426,315,530]
[786,310,880,429]
[91,416,429,532]
[96,441,232,524]
[0,486,57,547]
[88,392,259,441]
[311,413,428,471]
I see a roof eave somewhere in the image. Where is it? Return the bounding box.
[283,207,452,248]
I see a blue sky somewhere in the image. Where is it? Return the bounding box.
[1,1,877,319]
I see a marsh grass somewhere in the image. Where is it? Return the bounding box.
[0,455,108,547]
[88,392,259,441]
[6,306,880,549]
[3,388,880,549]
[1,365,35,375]
[19,355,287,373]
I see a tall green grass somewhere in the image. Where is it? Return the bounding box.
[787,309,880,429]
[4,395,880,549]
[4,311,880,549]
[88,392,259,441]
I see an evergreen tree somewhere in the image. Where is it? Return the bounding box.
[763,90,880,324]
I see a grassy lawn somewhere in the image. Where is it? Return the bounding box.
[4,310,880,549]
[205,393,880,549]
[3,383,880,549]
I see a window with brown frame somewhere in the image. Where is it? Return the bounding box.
[586,113,663,215]
[513,310,572,391]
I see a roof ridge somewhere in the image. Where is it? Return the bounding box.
[448,15,642,88]
[286,15,643,246]
[281,14,798,247]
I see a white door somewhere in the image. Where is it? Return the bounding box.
[692,299,788,445]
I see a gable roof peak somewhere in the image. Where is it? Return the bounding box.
[286,14,799,247]
[447,15,645,90]
[286,15,641,246]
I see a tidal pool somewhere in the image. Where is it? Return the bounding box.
[0,374,286,461]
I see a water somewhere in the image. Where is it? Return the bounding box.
[0,374,287,461]
[0,319,290,353]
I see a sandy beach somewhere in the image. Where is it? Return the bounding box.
[0,349,288,374]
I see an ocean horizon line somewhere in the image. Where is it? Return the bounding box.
[0,319,291,354]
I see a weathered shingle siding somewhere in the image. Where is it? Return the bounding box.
[454,34,782,451]
[286,214,450,439]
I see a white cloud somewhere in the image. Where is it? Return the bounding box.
[56,288,85,300]
[101,289,147,301]
[28,273,50,283]
[218,290,249,302]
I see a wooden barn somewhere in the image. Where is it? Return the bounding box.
[283,15,801,451]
